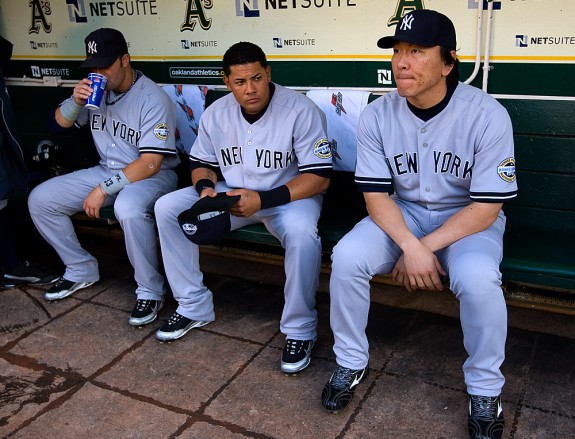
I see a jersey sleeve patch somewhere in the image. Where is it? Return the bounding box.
[313,138,332,159]
[154,123,170,141]
[498,157,516,183]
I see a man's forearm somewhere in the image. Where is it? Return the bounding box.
[420,202,502,252]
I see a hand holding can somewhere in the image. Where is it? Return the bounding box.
[85,73,107,110]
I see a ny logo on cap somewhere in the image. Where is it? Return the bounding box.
[400,14,415,31]
[87,40,98,54]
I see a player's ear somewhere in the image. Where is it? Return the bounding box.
[120,54,130,67]
[442,63,454,78]
[223,75,231,91]
[441,49,457,77]
[265,65,271,81]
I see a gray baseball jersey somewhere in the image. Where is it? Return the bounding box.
[190,83,332,187]
[29,72,178,299]
[355,82,517,206]
[75,73,179,171]
[329,82,517,396]
[155,83,331,340]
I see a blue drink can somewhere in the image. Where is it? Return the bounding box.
[85,73,108,110]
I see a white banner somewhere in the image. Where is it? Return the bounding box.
[1,0,573,63]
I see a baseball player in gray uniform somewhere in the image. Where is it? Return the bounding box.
[320,10,517,439]
[154,42,332,374]
[28,28,179,326]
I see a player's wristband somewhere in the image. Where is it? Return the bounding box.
[195,178,215,194]
[100,170,130,196]
[258,185,291,209]
[59,97,83,122]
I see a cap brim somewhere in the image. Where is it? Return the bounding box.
[189,193,240,216]
[377,36,399,49]
[377,35,442,49]
[79,55,119,69]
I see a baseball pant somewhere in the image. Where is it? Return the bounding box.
[0,199,20,270]
[154,182,322,340]
[28,165,177,298]
[329,198,507,396]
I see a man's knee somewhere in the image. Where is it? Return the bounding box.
[113,197,142,223]
[331,235,370,277]
[153,193,170,222]
[154,191,193,226]
[28,183,48,214]
[449,252,502,295]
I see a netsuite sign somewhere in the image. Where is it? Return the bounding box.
[66,0,159,23]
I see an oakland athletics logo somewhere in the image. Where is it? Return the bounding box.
[29,0,52,34]
[387,0,425,27]
[181,0,213,32]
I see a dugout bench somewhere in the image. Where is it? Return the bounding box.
[195,89,575,305]
[8,84,575,314]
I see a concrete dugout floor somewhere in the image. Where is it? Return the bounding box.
[1,246,574,439]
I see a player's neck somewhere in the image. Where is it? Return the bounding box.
[106,68,139,106]
[406,81,448,110]
[407,82,458,122]
[116,67,136,93]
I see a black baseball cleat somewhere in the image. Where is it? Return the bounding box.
[321,364,368,413]
[1,261,59,289]
[156,311,209,342]
[468,394,504,439]
[44,278,96,301]
[129,299,164,326]
[280,339,315,374]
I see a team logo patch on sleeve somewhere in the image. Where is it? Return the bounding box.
[313,138,332,159]
[498,158,516,182]
[181,223,198,236]
[154,123,170,141]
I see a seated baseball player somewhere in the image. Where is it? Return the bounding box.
[320,10,517,439]
[154,41,332,374]
[28,28,179,323]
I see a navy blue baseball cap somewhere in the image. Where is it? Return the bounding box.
[178,193,240,245]
[80,28,128,68]
[377,9,456,51]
